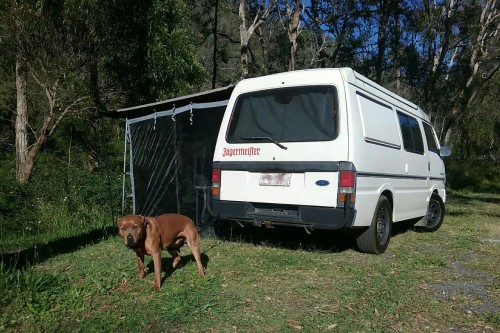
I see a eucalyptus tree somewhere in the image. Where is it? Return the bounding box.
[278,0,304,71]
[0,1,95,183]
[406,0,499,146]
[238,0,277,78]
[304,0,366,69]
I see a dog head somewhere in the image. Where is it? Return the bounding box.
[117,215,147,248]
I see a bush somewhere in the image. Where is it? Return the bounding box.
[445,157,499,193]
[0,150,122,252]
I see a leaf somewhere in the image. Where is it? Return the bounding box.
[287,320,302,330]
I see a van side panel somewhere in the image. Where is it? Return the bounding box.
[345,81,429,226]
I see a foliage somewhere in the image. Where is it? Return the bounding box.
[0,126,122,253]
[147,0,207,99]
[445,157,499,193]
[1,192,499,332]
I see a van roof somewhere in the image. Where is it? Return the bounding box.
[236,68,429,122]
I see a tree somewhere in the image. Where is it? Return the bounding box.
[408,0,499,145]
[238,0,276,78]
[1,1,92,183]
[280,0,304,71]
[304,0,364,69]
[441,0,499,144]
[147,0,207,99]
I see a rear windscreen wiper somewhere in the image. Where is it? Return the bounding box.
[241,136,288,150]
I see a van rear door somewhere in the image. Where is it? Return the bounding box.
[214,84,348,208]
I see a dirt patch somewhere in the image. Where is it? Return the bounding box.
[433,257,499,315]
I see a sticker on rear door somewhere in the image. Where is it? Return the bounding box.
[223,147,260,157]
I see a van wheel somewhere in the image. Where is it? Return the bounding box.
[356,195,392,254]
[420,193,445,232]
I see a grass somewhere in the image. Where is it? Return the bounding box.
[1,191,499,333]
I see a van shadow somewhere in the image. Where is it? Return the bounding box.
[214,223,358,253]
[215,220,423,253]
[0,226,117,270]
[144,253,209,284]
[391,220,421,237]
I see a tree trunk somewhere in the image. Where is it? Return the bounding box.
[239,0,276,79]
[212,0,219,88]
[287,0,302,71]
[309,0,326,68]
[89,59,104,172]
[239,0,250,78]
[15,55,31,184]
[375,1,390,84]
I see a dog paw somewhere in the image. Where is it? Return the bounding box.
[172,256,181,268]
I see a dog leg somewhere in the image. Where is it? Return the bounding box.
[152,251,162,289]
[188,241,205,278]
[168,249,181,269]
[136,252,145,279]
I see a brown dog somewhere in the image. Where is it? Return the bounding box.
[117,214,205,289]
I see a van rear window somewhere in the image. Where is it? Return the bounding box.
[226,85,338,143]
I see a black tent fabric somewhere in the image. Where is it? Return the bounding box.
[116,86,234,233]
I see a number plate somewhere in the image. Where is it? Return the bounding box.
[259,173,291,186]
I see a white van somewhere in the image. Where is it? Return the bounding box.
[210,68,450,254]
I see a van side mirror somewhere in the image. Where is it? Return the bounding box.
[439,145,451,157]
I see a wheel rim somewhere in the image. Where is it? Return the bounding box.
[427,198,441,228]
[376,207,390,245]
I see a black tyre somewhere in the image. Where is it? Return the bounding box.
[356,195,392,254]
[420,193,445,232]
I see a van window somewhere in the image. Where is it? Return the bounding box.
[423,122,439,154]
[397,112,424,154]
[227,85,338,142]
[356,93,401,148]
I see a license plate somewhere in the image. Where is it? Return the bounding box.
[259,173,291,186]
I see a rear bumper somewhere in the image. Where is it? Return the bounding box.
[211,200,355,230]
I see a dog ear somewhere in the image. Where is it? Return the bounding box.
[141,215,148,226]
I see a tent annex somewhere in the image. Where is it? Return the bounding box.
[111,86,234,231]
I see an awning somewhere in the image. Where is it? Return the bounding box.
[103,85,234,119]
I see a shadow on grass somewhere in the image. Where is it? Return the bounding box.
[0,226,117,270]
[214,219,425,254]
[449,193,500,205]
[214,223,359,253]
[142,253,210,285]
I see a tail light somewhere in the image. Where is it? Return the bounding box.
[211,168,220,198]
[338,163,356,207]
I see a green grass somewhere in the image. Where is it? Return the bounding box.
[1,192,499,333]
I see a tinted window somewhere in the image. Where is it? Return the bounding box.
[398,113,413,150]
[397,112,424,154]
[423,122,439,154]
[227,86,338,142]
[409,117,424,153]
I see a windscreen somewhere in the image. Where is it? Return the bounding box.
[227,85,338,142]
